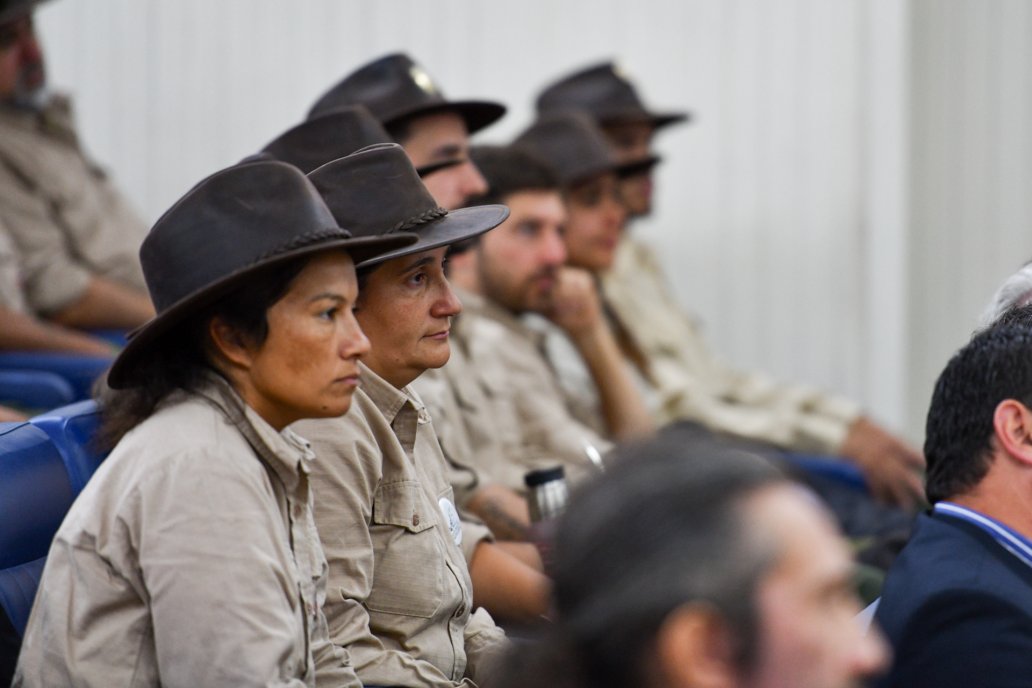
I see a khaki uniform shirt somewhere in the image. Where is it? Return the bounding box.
[413,344,497,512]
[15,376,357,688]
[0,218,27,312]
[0,96,147,315]
[294,364,504,688]
[601,238,860,454]
[452,289,610,492]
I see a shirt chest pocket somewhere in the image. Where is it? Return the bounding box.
[366,480,445,619]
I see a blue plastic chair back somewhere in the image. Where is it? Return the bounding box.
[783,453,868,492]
[31,400,105,495]
[0,370,76,410]
[0,423,75,569]
[0,422,76,635]
[0,558,47,636]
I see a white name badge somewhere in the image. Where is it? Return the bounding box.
[439,497,462,547]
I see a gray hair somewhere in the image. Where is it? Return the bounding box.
[979,260,1032,329]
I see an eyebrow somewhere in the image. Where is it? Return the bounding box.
[308,293,350,304]
[400,255,436,272]
[430,143,465,161]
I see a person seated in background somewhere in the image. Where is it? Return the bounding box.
[0,0,153,331]
[874,307,1032,687]
[536,61,925,509]
[294,144,545,687]
[497,433,888,688]
[14,160,414,686]
[443,139,653,496]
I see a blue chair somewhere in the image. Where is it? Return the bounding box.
[0,422,76,636]
[0,370,76,411]
[0,352,112,401]
[783,453,868,492]
[31,400,105,495]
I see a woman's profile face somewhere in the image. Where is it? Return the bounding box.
[354,246,461,389]
[237,250,370,429]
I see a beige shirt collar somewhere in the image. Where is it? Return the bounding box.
[453,285,545,350]
[192,371,315,492]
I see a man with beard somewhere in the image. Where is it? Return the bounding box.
[0,0,153,330]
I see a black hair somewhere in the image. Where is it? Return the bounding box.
[497,435,783,688]
[924,305,1032,503]
[97,256,313,450]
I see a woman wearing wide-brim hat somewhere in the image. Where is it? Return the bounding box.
[293,143,548,688]
[14,160,416,687]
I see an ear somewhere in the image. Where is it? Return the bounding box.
[207,316,255,372]
[992,399,1032,466]
[654,604,738,688]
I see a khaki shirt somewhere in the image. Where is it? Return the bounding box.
[0,218,27,312]
[601,238,860,454]
[451,288,610,492]
[413,344,496,512]
[0,96,147,315]
[294,364,504,688]
[15,376,357,688]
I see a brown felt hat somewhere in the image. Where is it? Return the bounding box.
[256,105,460,177]
[107,160,417,389]
[0,0,48,24]
[308,143,509,269]
[307,53,506,136]
[513,111,645,188]
[536,61,689,131]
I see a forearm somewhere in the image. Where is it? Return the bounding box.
[466,483,532,541]
[571,322,654,440]
[50,276,154,330]
[469,541,551,624]
[0,305,114,355]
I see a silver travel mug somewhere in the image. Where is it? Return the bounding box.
[524,466,569,523]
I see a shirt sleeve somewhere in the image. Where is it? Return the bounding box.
[0,162,92,314]
[130,452,337,688]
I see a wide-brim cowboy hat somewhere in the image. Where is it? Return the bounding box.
[307,53,505,136]
[513,111,652,188]
[255,104,461,178]
[536,61,690,131]
[107,160,417,388]
[307,142,509,269]
[0,0,49,25]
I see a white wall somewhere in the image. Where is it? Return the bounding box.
[35,0,1018,442]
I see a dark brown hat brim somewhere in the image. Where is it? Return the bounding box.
[357,204,509,269]
[597,107,691,131]
[0,0,48,24]
[107,232,416,389]
[386,100,506,137]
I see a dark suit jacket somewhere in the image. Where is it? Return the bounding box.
[874,510,1032,688]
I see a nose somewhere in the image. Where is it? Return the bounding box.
[341,313,371,359]
[604,192,627,231]
[851,621,891,679]
[432,278,462,318]
[542,228,568,267]
[461,160,488,200]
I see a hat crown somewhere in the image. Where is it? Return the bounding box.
[141,161,345,313]
[514,111,619,187]
[260,105,392,174]
[307,53,449,125]
[307,143,443,239]
[536,62,647,119]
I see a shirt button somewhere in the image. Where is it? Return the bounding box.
[293,503,305,519]
[412,513,420,527]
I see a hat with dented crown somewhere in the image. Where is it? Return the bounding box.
[536,61,689,130]
[256,105,460,177]
[307,53,506,135]
[307,142,509,269]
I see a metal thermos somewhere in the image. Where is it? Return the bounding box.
[524,466,569,523]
